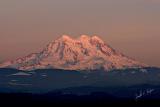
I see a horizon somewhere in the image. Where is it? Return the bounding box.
[0,0,160,67]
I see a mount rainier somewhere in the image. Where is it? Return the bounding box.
[0,35,146,71]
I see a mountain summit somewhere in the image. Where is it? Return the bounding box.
[0,35,146,71]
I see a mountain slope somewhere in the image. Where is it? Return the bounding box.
[0,35,146,71]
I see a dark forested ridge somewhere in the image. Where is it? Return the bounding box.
[0,67,160,106]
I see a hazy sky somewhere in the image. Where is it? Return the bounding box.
[0,0,160,67]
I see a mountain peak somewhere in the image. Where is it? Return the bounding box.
[60,35,73,41]
[80,35,90,38]
[57,35,104,43]
[91,36,104,44]
[79,35,91,41]
[92,36,103,41]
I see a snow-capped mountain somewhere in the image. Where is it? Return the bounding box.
[0,35,146,71]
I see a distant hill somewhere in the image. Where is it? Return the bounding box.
[0,67,159,93]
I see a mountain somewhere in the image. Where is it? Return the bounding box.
[0,35,146,71]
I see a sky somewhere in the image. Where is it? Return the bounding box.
[0,0,160,67]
